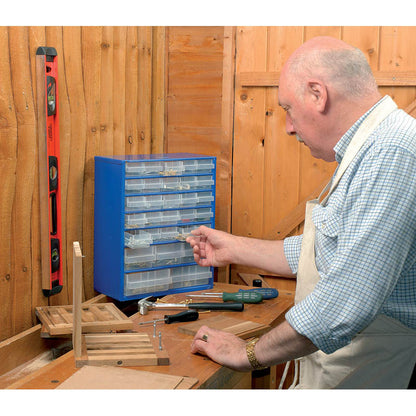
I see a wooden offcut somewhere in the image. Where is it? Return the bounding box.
[35,303,134,336]
[56,365,198,389]
[72,242,169,368]
[178,315,270,339]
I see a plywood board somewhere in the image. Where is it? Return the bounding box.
[178,315,270,339]
[35,303,134,336]
[57,365,197,389]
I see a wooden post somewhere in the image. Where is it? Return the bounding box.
[72,242,83,360]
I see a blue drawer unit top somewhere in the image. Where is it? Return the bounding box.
[94,153,216,301]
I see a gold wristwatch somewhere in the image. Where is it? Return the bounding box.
[246,338,266,370]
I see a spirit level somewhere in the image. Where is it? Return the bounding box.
[36,46,63,296]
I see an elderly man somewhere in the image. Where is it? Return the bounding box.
[186,36,416,389]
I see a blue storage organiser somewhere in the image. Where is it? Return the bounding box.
[94,153,216,301]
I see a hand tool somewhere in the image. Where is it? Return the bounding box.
[36,46,63,297]
[238,288,279,299]
[139,310,199,325]
[187,291,263,304]
[138,296,244,315]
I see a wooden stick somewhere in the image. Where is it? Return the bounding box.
[72,242,83,360]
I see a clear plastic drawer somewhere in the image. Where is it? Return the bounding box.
[124,269,171,296]
[125,195,164,210]
[125,213,147,228]
[124,246,156,268]
[180,193,199,207]
[124,178,163,193]
[170,265,211,289]
[183,159,215,174]
[196,192,214,205]
[125,161,163,176]
[161,161,185,176]
[125,212,163,228]
[124,230,152,248]
[159,227,181,241]
[163,194,182,208]
[195,207,214,221]
[161,210,181,225]
[180,176,214,190]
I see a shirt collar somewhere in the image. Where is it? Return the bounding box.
[333,96,390,164]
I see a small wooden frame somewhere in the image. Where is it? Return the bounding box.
[35,303,133,336]
[178,315,270,339]
[72,242,169,368]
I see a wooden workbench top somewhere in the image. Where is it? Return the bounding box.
[5,283,294,389]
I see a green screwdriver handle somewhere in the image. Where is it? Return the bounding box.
[222,291,263,303]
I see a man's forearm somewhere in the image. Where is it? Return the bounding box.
[255,320,318,367]
[232,236,295,277]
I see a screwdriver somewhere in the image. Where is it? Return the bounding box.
[187,291,263,304]
[238,288,279,300]
[139,309,199,325]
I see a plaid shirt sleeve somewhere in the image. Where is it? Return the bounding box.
[285,123,416,354]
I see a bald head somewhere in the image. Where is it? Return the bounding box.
[284,36,379,101]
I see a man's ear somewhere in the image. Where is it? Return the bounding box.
[307,80,327,113]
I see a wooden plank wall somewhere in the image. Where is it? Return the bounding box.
[165,27,235,282]
[2,26,416,344]
[0,26,165,342]
[230,26,416,282]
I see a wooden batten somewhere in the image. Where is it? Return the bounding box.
[238,71,416,87]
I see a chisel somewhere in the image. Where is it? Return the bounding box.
[187,291,263,304]
[139,309,199,325]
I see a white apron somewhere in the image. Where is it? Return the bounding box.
[293,96,416,389]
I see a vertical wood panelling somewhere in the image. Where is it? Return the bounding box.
[28,27,47,318]
[232,26,268,239]
[152,27,166,154]
[82,27,102,301]
[231,26,416,281]
[165,26,232,283]
[2,26,416,343]
[61,27,87,306]
[125,27,139,154]
[263,27,303,236]
[138,27,153,155]
[112,27,127,156]
[379,27,416,108]
[0,27,18,340]
[9,27,37,333]
[0,26,165,341]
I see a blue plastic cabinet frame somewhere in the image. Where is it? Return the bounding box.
[94,153,216,301]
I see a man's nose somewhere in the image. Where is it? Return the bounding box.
[285,114,296,135]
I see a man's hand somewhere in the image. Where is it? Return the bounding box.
[190,325,252,372]
[186,225,235,267]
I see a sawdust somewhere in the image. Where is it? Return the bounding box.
[0,350,53,388]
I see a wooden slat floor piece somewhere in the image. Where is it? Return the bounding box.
[35,303,134,336]
[56,366,198,389]
[75,332,169,368]
[178,315,270,339]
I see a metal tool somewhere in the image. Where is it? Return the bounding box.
[238,288,279,299]
[138,296,244,315]
[187,291,263,304]
[139,310,199,325]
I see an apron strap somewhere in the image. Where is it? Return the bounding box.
[320,96,397,205]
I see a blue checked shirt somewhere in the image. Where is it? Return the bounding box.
[284,96,416,354]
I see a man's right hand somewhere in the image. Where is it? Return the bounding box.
[186,225,235,267]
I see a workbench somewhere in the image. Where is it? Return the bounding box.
[4,283,294,389]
